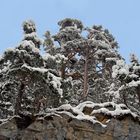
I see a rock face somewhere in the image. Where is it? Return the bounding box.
[0,102,140,140]
[0,114,140,140]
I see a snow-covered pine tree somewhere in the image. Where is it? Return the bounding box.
[127,54,140,111]
[50,18,120,103]
[52,18,83,79]
[43,29,74,104]
[110,54,140,113]
[0,20,71,119]
[85,25,121,102]
[1,18,139,119]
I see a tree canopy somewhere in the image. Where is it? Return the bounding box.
[0,18,140,119]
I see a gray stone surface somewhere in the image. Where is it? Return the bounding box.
[0,113,139,140]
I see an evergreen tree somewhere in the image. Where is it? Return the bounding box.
[111,55,140,113]
[0,20,71,119]
[0,18,139,119]
[50,18,120,102]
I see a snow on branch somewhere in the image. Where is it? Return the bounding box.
[46,101,139,128]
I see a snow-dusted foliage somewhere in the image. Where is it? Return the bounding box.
[22,20,42,48]
[49,18,120,101]
[43,18,140,114]
[47,101,138,127]
[0,20,72,119]
[107,55,140,113]
[112,59,129,78]
[0,18,140,120]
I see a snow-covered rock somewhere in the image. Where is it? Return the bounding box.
[0,101,139,140]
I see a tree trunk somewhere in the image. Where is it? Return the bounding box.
[82,54,89,98]
[136,86,140,106]
[61,61,66,79]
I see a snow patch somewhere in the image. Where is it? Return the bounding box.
[20,40,39,53]
[112,60,129,78]
[46,101,138,127]
[48,72,63,97]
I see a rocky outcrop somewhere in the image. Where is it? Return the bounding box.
[0,101,140,140]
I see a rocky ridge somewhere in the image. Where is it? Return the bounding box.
[0,101,140,140]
